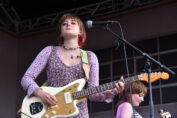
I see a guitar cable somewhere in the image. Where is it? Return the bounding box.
[17,111,32,118]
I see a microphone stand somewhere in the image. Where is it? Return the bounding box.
[144,59,154,118]
[104,24,136,118]
[103,22,175,118]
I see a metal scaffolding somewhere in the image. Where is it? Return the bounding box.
[0,0,169,35]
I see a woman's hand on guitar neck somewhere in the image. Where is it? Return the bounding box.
[106,76,124,98]
[33,88,58,106]
[115,76,124,94]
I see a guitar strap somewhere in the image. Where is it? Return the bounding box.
[80,49,90,81]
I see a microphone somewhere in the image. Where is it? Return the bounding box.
[86,20,118,28]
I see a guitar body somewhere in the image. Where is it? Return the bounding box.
[21,79,86,118]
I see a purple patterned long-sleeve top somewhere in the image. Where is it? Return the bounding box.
[21,46,113,118]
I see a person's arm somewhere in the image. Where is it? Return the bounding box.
[116,102,133,118]
[21,46,57,105]
[87,51,124,102]
[86,51,112,102]
[21,46,52,97]
[86,51,104,101]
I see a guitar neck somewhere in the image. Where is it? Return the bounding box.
[73,75,140,99]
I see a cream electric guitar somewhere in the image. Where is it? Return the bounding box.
[20,72,169,118]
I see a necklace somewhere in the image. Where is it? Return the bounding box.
[62,45,80,59]
[71,55,74,59]
[62,45,80,50]
[70,54,81,59]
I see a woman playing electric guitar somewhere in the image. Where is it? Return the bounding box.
[20,13,124,118]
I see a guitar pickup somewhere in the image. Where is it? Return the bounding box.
[64,92,72,104]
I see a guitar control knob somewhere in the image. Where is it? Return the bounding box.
[69,110,73,113]
[45,114,49,118]
[52,110,56,115]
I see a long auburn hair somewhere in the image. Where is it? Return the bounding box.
[114,81,147,116]
[57,13,86,48]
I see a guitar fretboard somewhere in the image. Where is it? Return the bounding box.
[72,75,139,99]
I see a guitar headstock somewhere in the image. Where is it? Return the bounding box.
[139,72,169,83]
[159,109,171,118]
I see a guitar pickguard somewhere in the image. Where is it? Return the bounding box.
[42,83,79,118]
